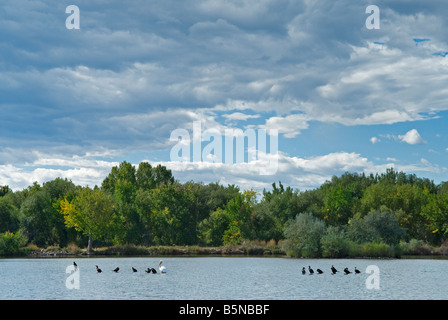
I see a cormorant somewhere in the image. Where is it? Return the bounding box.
[308,266,314,275]
[73,261,77,271]
[146,267,157,274]
[302,267,306,275]
[354,267,361,274]
[317,268,323,274]
[331,265,338,274]
[113,267,120,273]
[344,267,351,275]
[95,265,102,273]
[132,267,138,272]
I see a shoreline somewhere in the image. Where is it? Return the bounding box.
[3,244,447,260]
[23,244,287,258]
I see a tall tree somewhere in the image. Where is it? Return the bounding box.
[421,191,448,244]
[20,190,56,247]
[59,187,115,253]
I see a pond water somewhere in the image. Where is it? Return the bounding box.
[0,257,447,300]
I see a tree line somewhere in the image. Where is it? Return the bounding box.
[1,162,448,257]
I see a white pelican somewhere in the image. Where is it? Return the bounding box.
[158,260,167,274]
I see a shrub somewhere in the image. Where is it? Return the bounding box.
[0,230,27,256]
[400,239,434,255]
[283,213,326,258]
[321,226,352,258]
[360,241,394,258]
[348,208,406,245]
[66,242,80,254]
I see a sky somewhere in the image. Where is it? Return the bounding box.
[1,0,448,192]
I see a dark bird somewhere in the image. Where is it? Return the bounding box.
[302,267,306,275]
[331,265,338,274]
[317,268,323,274]
[95,265,102,273]
[344,267,351,275]
[132,267,138,272]
[73,261,77,271]
[146,267,157,274]
[308,266,314,275]
[354,267,361,274]
[113,267,120,273]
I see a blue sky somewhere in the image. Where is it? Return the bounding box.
[1,0,448,192]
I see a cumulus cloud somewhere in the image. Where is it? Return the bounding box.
[259,113,309,138]
[2,0,448,191]
[370,137,380,144]
[398,129,427,145]
[0,153,118,191]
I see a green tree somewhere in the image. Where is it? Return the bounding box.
[198,207,230,246]
[195,182,240,217]
[0,186,10,197]
[0,197,19,233]
[421,191,448,244]
[348,207,406,245]
[255,182,301,242]
[222,189,258,245]
[322,184,356,225]
[136,162,174,190]
[20,189,57,247]
[43,178,78,247]
[102,161,140,244]
[150,164,174,187]
[137,182,198,245]
[136,162,155,190]
[360,182,427,239]
[59,187,115,253]
[199,189,257,246]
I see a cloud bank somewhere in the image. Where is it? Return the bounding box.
[1,0,448,191]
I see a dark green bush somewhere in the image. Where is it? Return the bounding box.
[321,226,352,258]
[0,230,27,256]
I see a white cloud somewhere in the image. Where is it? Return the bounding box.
[398,129,427,145]
[222,112,261,122]
[3,0,448,192]
[1,146,446,194]
[0,151,119,191]
[259,113,309,138]
[370,137,380,144]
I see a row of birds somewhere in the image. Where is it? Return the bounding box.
[72,260,167,274]
[302,265,361,275]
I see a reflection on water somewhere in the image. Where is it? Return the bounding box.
[1,257,447,300]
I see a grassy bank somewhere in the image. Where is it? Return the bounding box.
[3,239,448,259]
[23,241,286,258]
